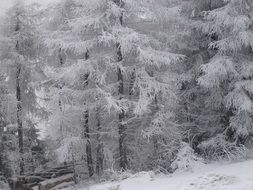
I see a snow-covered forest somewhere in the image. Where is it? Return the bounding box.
[0,0,253,189]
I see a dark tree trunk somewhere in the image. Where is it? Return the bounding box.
[95,107,104,176]
[152,95,159,157]
[83,50,94,177]
[117,44,128,170]
[0,133,4,175]
[58,48,65,111]
[83,107,94,177]
[16,61,24,175]
[58,48,64,132]
[114,0,128,171]
[129,68,136,97]
[149,70,159,159]
[118,108,127,170]
[15,16,24,175]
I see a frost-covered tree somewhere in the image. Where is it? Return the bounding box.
[41,0,119,177]
[0,71,12,177]
[40,0,186,176]
[139,0,191,171]
[179,0,253,160]
[198,0,253,157]
[0,0,46,174]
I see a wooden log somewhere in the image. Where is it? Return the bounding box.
[50,165,73,170]
[24,176,47,183]
[32,173,57,179]
[51,181,75,190]
[22,182,39,189]
[8,164,75,190]
[38,174,74,190]
[32,186,39,190]
[9,175,45,190]
[55,169,73,176]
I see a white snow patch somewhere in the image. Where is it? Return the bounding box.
[72,160,253,190]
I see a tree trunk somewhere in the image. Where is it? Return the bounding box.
[150,70,159,160]
[15,15,24,175]
[0,136,3,175]
[16,61,24,175]
[117,44,128,170]
[58,48,65,112]
[114,0,128,170]
[83,108,94,177]
[129,68,136,97]
[83,50,94,177]
[95,107,104,176]
[153,95,159,158]
[58,48,64,133]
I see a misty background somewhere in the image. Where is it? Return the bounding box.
[0,0,57,17]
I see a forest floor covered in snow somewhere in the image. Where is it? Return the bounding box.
[69,160,253,190]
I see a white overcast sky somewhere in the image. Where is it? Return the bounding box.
[0,0,57,17]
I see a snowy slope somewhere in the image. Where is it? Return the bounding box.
[76,160,253,190]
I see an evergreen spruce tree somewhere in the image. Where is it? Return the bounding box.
[179,0,253,160]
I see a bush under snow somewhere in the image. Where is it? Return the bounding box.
[171,142,205,172]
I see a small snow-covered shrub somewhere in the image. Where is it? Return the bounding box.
[198,134,253,161]
[102,169,133,182]
[171,142,205,172]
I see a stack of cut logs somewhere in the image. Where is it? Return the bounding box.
[8,164,75,190]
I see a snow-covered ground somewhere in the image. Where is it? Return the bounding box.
[75,160,253,190]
